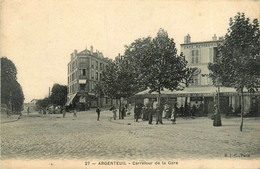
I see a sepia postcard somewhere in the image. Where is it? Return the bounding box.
[1,0,260,168]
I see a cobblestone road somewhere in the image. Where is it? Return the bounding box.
[1,109,260,160]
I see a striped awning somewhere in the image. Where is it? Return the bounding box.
[66,93,77,106]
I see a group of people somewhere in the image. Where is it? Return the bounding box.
[109,104,131,120]
[168,103,206,117]
[39,107,77,118]
[134,103,177,125]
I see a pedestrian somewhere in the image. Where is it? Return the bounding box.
[96,107,101,121]
[171,105,177,124]
[165,104,171,119]
[148,105,153,124]
[191,105,197,117]
[127,104,132,116]
[162,105,166,119]
[112,108,117,120]
[27,107,30,115]
[73,109,77,117]
[155,103,163,125]
[134,104,141,122]
[121,106,125,119]
[62,108,66,118]
[180,105,184,116]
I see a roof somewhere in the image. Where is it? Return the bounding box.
[180,40,223,46]
[135,86,258,97]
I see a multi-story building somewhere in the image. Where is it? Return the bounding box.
[136,34,260,116]
[179,34,259,115]
[66,46,111,110]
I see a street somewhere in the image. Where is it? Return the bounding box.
[1,109,260,160]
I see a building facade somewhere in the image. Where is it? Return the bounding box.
[67,46,111,110]
[135,34,260,116]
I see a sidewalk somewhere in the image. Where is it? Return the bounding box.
[0,113,20,124]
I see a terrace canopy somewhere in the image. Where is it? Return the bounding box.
[135,86,239,98]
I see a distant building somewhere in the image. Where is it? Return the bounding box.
[30,99,39,104]
[66,46,112,110]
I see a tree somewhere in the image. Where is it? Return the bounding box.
[36,97,50,109]
[125,28,187,106]
[49,84,68,106]
[208,13,260,131]
[97,55,140,119]
[1,57,24,113]
[11,82,25,113]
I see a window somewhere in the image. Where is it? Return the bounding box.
[100,73,102,81]
[80,57,87,63]
[209,48,213,62]
[81,69,86,76]
[100,63,103,70]
[80,84,85,91]
[91,70,94,79]
[191,50,199,64]
[96,61,98,70]
[213,47,218,62]
[192,74,201,86]
[91,60,94,69]
[96,72,98,81]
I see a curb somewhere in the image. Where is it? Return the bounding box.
[1,114,21,124]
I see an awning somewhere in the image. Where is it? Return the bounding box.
[66,93,77,106]
[135,86,241,98]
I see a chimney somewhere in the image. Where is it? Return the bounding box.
[90,46,93,55]
[212,34,217,41]
[218,36,224,40]
[184,34,191,44]
[74,49,77,57]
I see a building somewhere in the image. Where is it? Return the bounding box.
[135,34,260,116]
[66,46,111,110]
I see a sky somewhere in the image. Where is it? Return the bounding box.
[1,0,260,103]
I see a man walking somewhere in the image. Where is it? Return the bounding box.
[134,104,141,122]
[27,107,30,115]
[148,105,153,124]
[155,103,163,124]
[96,107,101,121]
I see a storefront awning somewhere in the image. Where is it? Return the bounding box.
[66,93,77,106]
[135,86,248,98]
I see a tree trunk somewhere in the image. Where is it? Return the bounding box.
[184,97,188,116]
[240,88,244,132]
[119,98,122,119]
[158,89,161,107]
[213,84,222,126]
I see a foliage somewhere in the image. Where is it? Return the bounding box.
[11,82,25,112]
[125,28,187,104]
[36,97,50,109]
[181,67,200,88]
[208,13,260,131]
[49,84,68,106]
[1,57,24,112]
[209,13,260,91]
